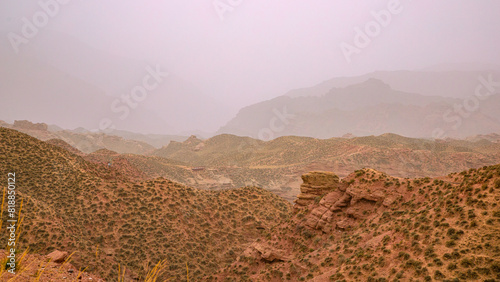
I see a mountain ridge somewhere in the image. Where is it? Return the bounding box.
[218,76,500,139]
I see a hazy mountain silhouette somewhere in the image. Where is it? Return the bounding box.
[219,76,500,139]
[285,70,500,99]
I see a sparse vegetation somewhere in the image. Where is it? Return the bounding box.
[2,127,500,281]
[0,128,291,280]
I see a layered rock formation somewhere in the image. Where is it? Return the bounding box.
[295,169,403,233]
[221,165,500,281]
[294,171,341,207]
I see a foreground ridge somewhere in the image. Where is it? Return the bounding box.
[0,127,292,281]
[219,167,500,281]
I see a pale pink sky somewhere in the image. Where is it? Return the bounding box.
[1,0,499,133]
[2,1,499,103]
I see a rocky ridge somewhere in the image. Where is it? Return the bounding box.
[220,166,500,281]
[296,170,402,233]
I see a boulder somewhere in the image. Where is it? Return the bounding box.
[382,195,398,207]
[243,242,290,262]
[46,250,68,263]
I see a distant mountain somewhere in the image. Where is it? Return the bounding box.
[466,133,500,143]
[420,62,500,72]
[45,123,189,149]
[94,128,188,149]
[45,138,85,156]
[284,70,500,99]
[3,120,156,154]
[47,124,65,132]
[218,77,500,139]
[153,132,500,176]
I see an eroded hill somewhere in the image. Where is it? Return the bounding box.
[3,120,157,155]
[0,127,291,281]
[151,133,500,201]
[219,168,500,281]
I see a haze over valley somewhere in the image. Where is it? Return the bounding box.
[1,1,500,281]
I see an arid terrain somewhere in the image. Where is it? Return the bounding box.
[0,127,290,281]
[6,120,500,202]
[219,167,500,281]
[150,133,500,200]
[1,125,500,281]
[2,2,499,280]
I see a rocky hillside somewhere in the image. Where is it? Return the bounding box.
[2,126,499,281]
[0,127,291,281]
[45,138,86,156]
[151,133,500,201]
[5,121,500,203]
[219,168,500,281]
[153,133,500,173]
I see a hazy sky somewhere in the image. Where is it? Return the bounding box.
[1,0,500,133]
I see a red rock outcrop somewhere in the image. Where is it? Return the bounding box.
[294,171,341,208]
[295,169,403,233]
